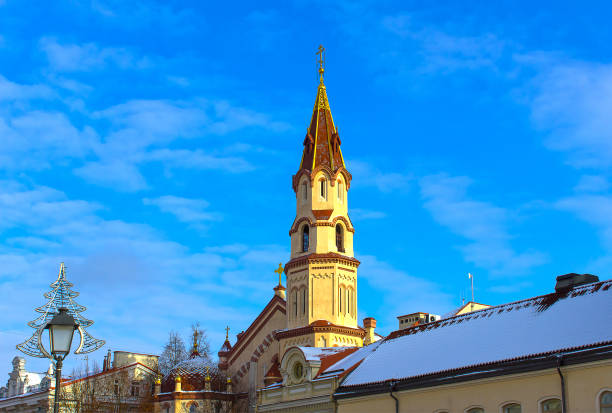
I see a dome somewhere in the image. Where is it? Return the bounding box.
[161,352,216,392]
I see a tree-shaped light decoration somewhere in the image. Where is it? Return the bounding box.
[17,262,105,358]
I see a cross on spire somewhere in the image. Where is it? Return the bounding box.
[274,263,284,286]
[316,44,325,83]
[225,326,230,340]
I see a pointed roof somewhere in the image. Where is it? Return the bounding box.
[297,47,347,178]
[299,79,345,174]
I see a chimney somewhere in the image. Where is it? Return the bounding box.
[174,375,182,392]
[555,273,599,293]
[363,317,376,345]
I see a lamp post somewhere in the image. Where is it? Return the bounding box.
[45,308,78,413]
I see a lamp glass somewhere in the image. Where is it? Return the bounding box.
[49,324,75,355]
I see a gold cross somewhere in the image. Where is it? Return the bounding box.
[225,326,230,340]
[316,44,325,82]
[274,263,284,286]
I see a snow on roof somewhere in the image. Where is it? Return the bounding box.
[298,346,351,362]
[342,280,612,387]
[318,340,383,378]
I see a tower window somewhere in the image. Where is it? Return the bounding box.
[302,225,309,252]
[339,287,343,313]
[302,182,307,200]
[302,289,306,314]
[293,290,298,317]
[336,224,344,252]
[337,181,343,201]
[320,179,326,199]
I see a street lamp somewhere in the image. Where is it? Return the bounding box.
[45,308,78,413]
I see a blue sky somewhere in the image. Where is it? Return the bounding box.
[1,0,612,374]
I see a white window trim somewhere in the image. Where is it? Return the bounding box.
[537,395,562,413]
[464,406,485,413]
[499,401,522,413]
[596,388,612,413]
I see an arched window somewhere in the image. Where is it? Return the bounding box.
[339,287,343,313]
[466,408,484,413]
[293,290,298,317]
[302,182,308,200]
[302,225,309,252]
[541,399,561,413]
[337,180,343,201]
[601,391,612,413]
[503,403,521,413]
[189,404,197,413]
[320,179,326,199]
[336,224,344,252]
[302,288,306,314]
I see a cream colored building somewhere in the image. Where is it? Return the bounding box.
[0,350,158,413]
[335,277,612,413]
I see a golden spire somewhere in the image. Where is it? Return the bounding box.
[316,44,325,84]
[192,329,199,353]
[274,263,284,286]
[225,326,230,341]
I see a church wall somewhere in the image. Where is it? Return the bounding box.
[227,306,286,395]
[336,360,612,413]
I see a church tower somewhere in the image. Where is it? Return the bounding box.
[278,46,364,354]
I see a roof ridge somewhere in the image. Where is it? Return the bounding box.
[387,279,612,341]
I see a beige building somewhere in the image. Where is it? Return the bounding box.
[0,350,158,413]
[335,276,612,413]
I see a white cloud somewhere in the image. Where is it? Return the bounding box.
[528,61,612,169]
[143,196,221,226]
[0,75,53,101]
[350,208,387,220]
[349,160,412,192]
[0,180,289,373]
[574,175,609,193]
[358,254,452,333]
[419,173,547,275]
[39,37,149,72]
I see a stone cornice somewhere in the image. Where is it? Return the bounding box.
[285,253,360,273]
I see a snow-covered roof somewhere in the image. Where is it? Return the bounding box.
[318,340,383,379]
[341,280,612,387]
[297,346,351,362]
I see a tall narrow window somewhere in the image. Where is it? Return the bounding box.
[336,224,344,252]
[302,289,306,314]
[320,179,326,199]
[339,287,342,313]
[302,225,309,252]
[541,399,562,413]
[601,392,612,413]
[337,181,343,201]
[293,290,297,317]
[302,182,308,200]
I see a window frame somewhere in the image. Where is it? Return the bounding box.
[597,389,612,413]
[319,178,327,200]
[302,225,309,252]
[500,402,522,413]
[335,223,344,252]
[538,397,562,413]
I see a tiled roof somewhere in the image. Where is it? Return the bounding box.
[341,280,612,388]
[298,79,345,174]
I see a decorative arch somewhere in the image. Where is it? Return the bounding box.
[499,401,522,413]
[332,216,355,233]
[336,223,345,252]
[537,396,562,413]
[332,167,352,189]
[289,217,313,235]
[596,388,612,412]
[312,165,333,185]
